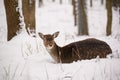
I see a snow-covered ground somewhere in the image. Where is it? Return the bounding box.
[0,0,120,80]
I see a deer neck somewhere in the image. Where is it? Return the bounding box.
[46,43,61,63]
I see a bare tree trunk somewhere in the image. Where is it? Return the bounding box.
[22,0,36,35]
[106,0,112,36]
[4,0,20,41]
[90,0,92,7]
[119,8,120,24]
[60,0,62,4]
[39,0,43,7]
[52,0,55,2]
[78,0,88,35]
[72,0,77,26]
[101,0,104,5]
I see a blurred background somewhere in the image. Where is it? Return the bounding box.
[0,0,120,41]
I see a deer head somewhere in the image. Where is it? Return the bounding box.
[38,31,59,49]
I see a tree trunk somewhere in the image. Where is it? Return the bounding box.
[60,0,62,4]
[106,0,112,36]
[22,0,36,35]
[78,0,88,35]
[119,8,120,24]
[4,0,20,41]
[72,0,77,26]
[52,0,55,2]
[39,0,43,7]
[101,0,104,5]
[90,0,92,7]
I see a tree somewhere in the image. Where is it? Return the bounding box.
[4,0,20,41]
[38,0,43,7]
[72,0,77,26]
[60,0,62,4]
[52,0,55,2]
[112,0,120,10]
[4,0,36,41]
[112,0,120,24]
[106,0,112,36]
[22,0,36,35]
[90,0,93,7]
[77,0,88,35]
[101,0,104,5]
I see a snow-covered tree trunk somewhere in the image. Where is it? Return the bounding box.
[4,0,20,41]
[77,0,88,35]
[22,0,36,35]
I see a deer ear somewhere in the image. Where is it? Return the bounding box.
[38,32,44,39]
[53,31,59,38]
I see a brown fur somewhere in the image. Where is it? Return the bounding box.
[39,32,112,63]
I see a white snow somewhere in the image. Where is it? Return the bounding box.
[0,0,7,42]
[0,0,120,80]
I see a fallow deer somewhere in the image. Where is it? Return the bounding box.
[38,31,112,63]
